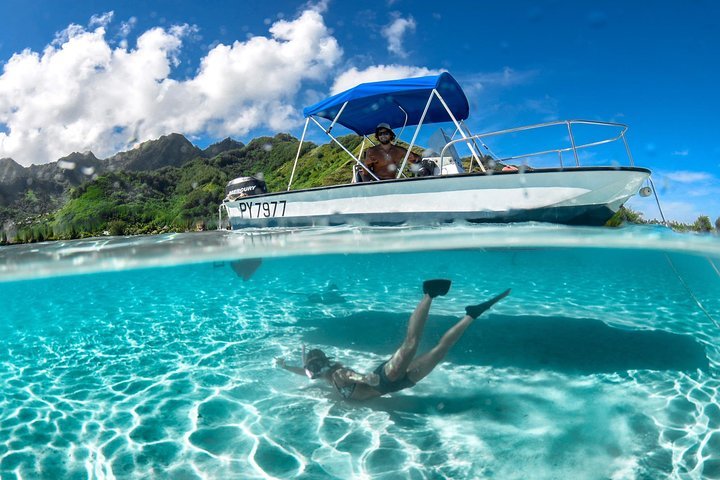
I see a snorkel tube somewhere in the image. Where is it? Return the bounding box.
[303,345,314,379]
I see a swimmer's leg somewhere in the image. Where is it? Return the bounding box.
[383,280,451,381]
[407,289,510,383]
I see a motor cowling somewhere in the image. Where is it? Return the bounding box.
[225,176,267,201]
[415,159,439,177]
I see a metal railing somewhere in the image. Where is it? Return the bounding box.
[438,119,634,172]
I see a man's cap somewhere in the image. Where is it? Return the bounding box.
[375,123,394,136]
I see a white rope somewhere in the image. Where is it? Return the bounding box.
[665,254,719,329]
[708,257,720,278]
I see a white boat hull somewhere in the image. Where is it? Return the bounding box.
[224,167,650,229]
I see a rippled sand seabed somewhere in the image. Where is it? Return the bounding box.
[0,225,719,479]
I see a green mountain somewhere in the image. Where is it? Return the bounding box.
[0,132,374,243]
[107,133,204,171]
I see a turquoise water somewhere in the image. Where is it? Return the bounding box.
[1,224,719,479]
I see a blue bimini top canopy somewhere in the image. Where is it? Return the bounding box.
[302,72,469,136]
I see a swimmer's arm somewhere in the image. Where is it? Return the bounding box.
[335,369,379,387]
[275,358,306,376]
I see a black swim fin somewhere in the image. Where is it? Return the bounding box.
[423,279,452,298]
[465,288,511,319]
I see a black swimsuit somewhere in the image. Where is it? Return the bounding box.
[333,378,357,399]
[331,363,415,399]
[372,361,416,395]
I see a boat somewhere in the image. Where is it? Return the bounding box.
[220,72,658,229]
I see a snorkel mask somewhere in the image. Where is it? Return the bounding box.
[303,348,331,379]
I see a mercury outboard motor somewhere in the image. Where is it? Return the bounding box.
[224,175,267,201]
[415,159,439,177]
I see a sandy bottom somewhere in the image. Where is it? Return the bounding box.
[1,243,719,479]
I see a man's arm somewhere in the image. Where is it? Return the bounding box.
[361,151,375,182]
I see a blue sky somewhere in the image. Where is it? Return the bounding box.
[0,0,718,223]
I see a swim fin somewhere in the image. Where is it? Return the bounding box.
[423,279,452,298]
[465,288,511,319]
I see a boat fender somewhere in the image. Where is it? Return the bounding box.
[639,186,652,197]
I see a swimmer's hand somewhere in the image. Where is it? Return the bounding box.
[275,358,306,376]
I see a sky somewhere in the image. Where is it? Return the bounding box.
[0,0,718,223]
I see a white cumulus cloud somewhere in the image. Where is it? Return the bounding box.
[460,68,538,97]
[663,170,713,184]
[0,8,341,166]
[382,15,416,57]
[89,11,114,29]
[331,65,441,95]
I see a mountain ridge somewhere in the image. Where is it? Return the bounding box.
[0,131,329,242]
[0,133,245,205]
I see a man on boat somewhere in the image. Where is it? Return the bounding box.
[361,123,421,181]
[276,280,511,400]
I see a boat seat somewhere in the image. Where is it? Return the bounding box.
[420,157,461,175]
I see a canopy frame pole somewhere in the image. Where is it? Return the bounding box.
[394,104,409,144]
[396,92,435,178]
[450,125,461,139]
[358,137,366,159]
[309,116,380,181]
[287,117,310,191]
[327,101,348,133]
[433,90,484,172]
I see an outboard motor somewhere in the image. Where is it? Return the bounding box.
[415,159,439,177]
[224,175,267,201]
